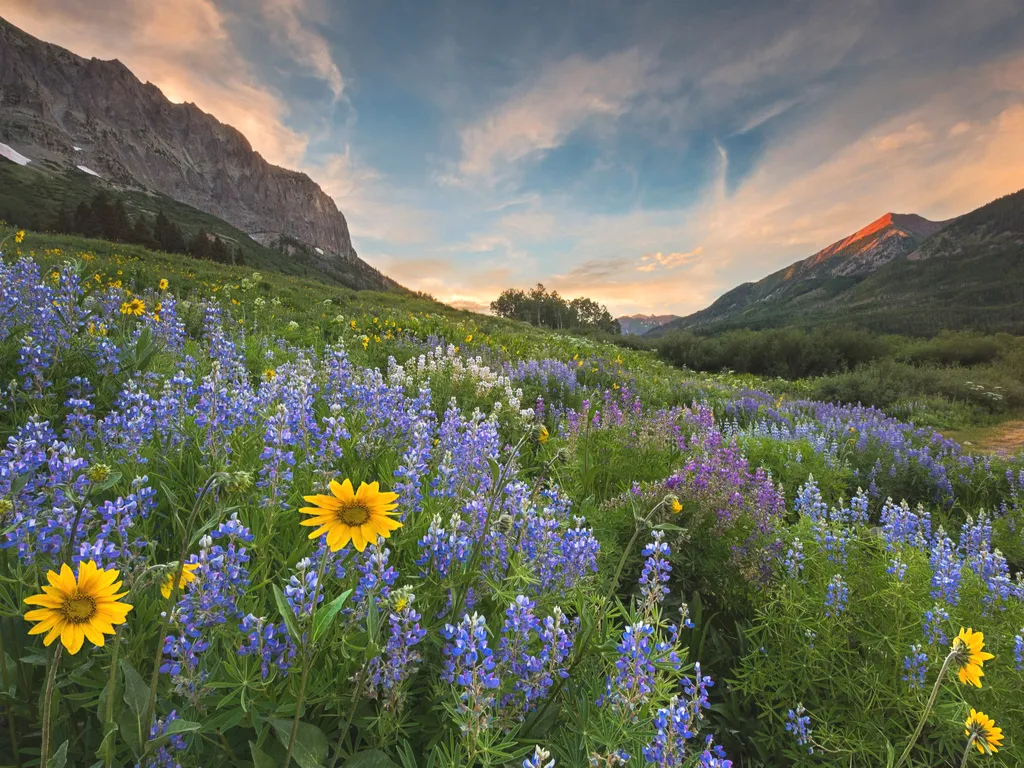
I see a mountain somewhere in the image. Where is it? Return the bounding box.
[0,16,400,292]
[617,314,680,335]
[649,190,1024,337]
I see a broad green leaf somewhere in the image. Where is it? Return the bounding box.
[46,740,68,768]
[273,584,302,642]
[119,708,143,757]
[313,588,353,643]
[270,718,328,768]
[120,660,148,715]
[652,522,686,532]
[251,741,279,768]
[344,749,400,768]
[145,719,200,751]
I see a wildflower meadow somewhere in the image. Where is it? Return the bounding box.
[1,229,1023,767]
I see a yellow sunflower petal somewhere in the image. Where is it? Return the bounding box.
[27,615,61,634]
[82,623,106,647]
[350,526,368,552]
[51,564,77,592]
[62,623,84,655]
[43,623,62,646]
[326,524,352,552]
[76,560,100,592]
[24,593,63,608]
[301,495,341,510]
[330,479,356,502]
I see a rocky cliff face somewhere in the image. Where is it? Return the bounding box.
[0,16,366,270]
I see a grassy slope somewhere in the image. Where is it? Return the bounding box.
[0,159,400,292]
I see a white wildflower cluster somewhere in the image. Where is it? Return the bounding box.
[387,344,533,423]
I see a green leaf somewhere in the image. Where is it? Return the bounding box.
[46,740,68,768]
[119,708,143,757]
[145,719,200,751]
[273,584,303,642]
[366,595,381,645]
[270,718,328,768]
[313,588,353,643]
[91,471,123,495]
[120,660,148,715]
[652,522,686,532]
[344,749,399,768]
[251,741,279,768]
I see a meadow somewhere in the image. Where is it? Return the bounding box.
[1,228,1023,767]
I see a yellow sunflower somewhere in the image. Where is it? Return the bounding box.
[965,709,1004,754]
[23,561,133,655]
[300,479,401,552]
[119,298,146,317]
[538,425,549,444]
[15,230,25,244]
[159,278,169,291]
[952,627,994,688]
[161,562,200,599]
[671,497,683,514]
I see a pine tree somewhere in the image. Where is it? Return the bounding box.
[73,201,100,238]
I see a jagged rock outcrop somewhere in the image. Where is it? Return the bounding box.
[0,16,377,278]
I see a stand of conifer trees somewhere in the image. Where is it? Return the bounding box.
[49,191,245,266]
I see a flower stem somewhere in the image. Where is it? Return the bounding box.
[895,650,955,768]
[39,645,63,767]
[284,552,332,766]
[959,737,976,768]
[326,667,366,768]
[102,626,123,768]
[0,624,22,768]
[142,473,223,752]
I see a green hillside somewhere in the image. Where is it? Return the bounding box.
[0,158,401,291]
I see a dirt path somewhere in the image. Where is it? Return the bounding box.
[949,419,1024,455]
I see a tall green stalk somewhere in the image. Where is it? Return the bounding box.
[284,553,333,767]
[0,623,22,768]
[39,645,63,767]
[142,473,225,753]
[894,649,955,768]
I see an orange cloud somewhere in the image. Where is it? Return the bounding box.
[637,247,705,272]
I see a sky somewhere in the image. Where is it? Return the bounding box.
[3,0,1024,316]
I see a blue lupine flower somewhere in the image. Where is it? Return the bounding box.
[824,575,848,618]
[923,603,951,646]
[785,704,813,753]
[929,531,962,606]
[639,531,672,612]
[902,644,928,689]
[523,745,555,768]
[784,538,804,580]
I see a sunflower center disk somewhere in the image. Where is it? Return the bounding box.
[340,505,371,526]
[63,594,97,623]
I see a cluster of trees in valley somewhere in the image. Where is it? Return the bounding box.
[490,283,621,334]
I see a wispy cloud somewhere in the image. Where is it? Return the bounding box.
[454,49,651,181]
[260,0,345,99]
[637,247,704,272]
